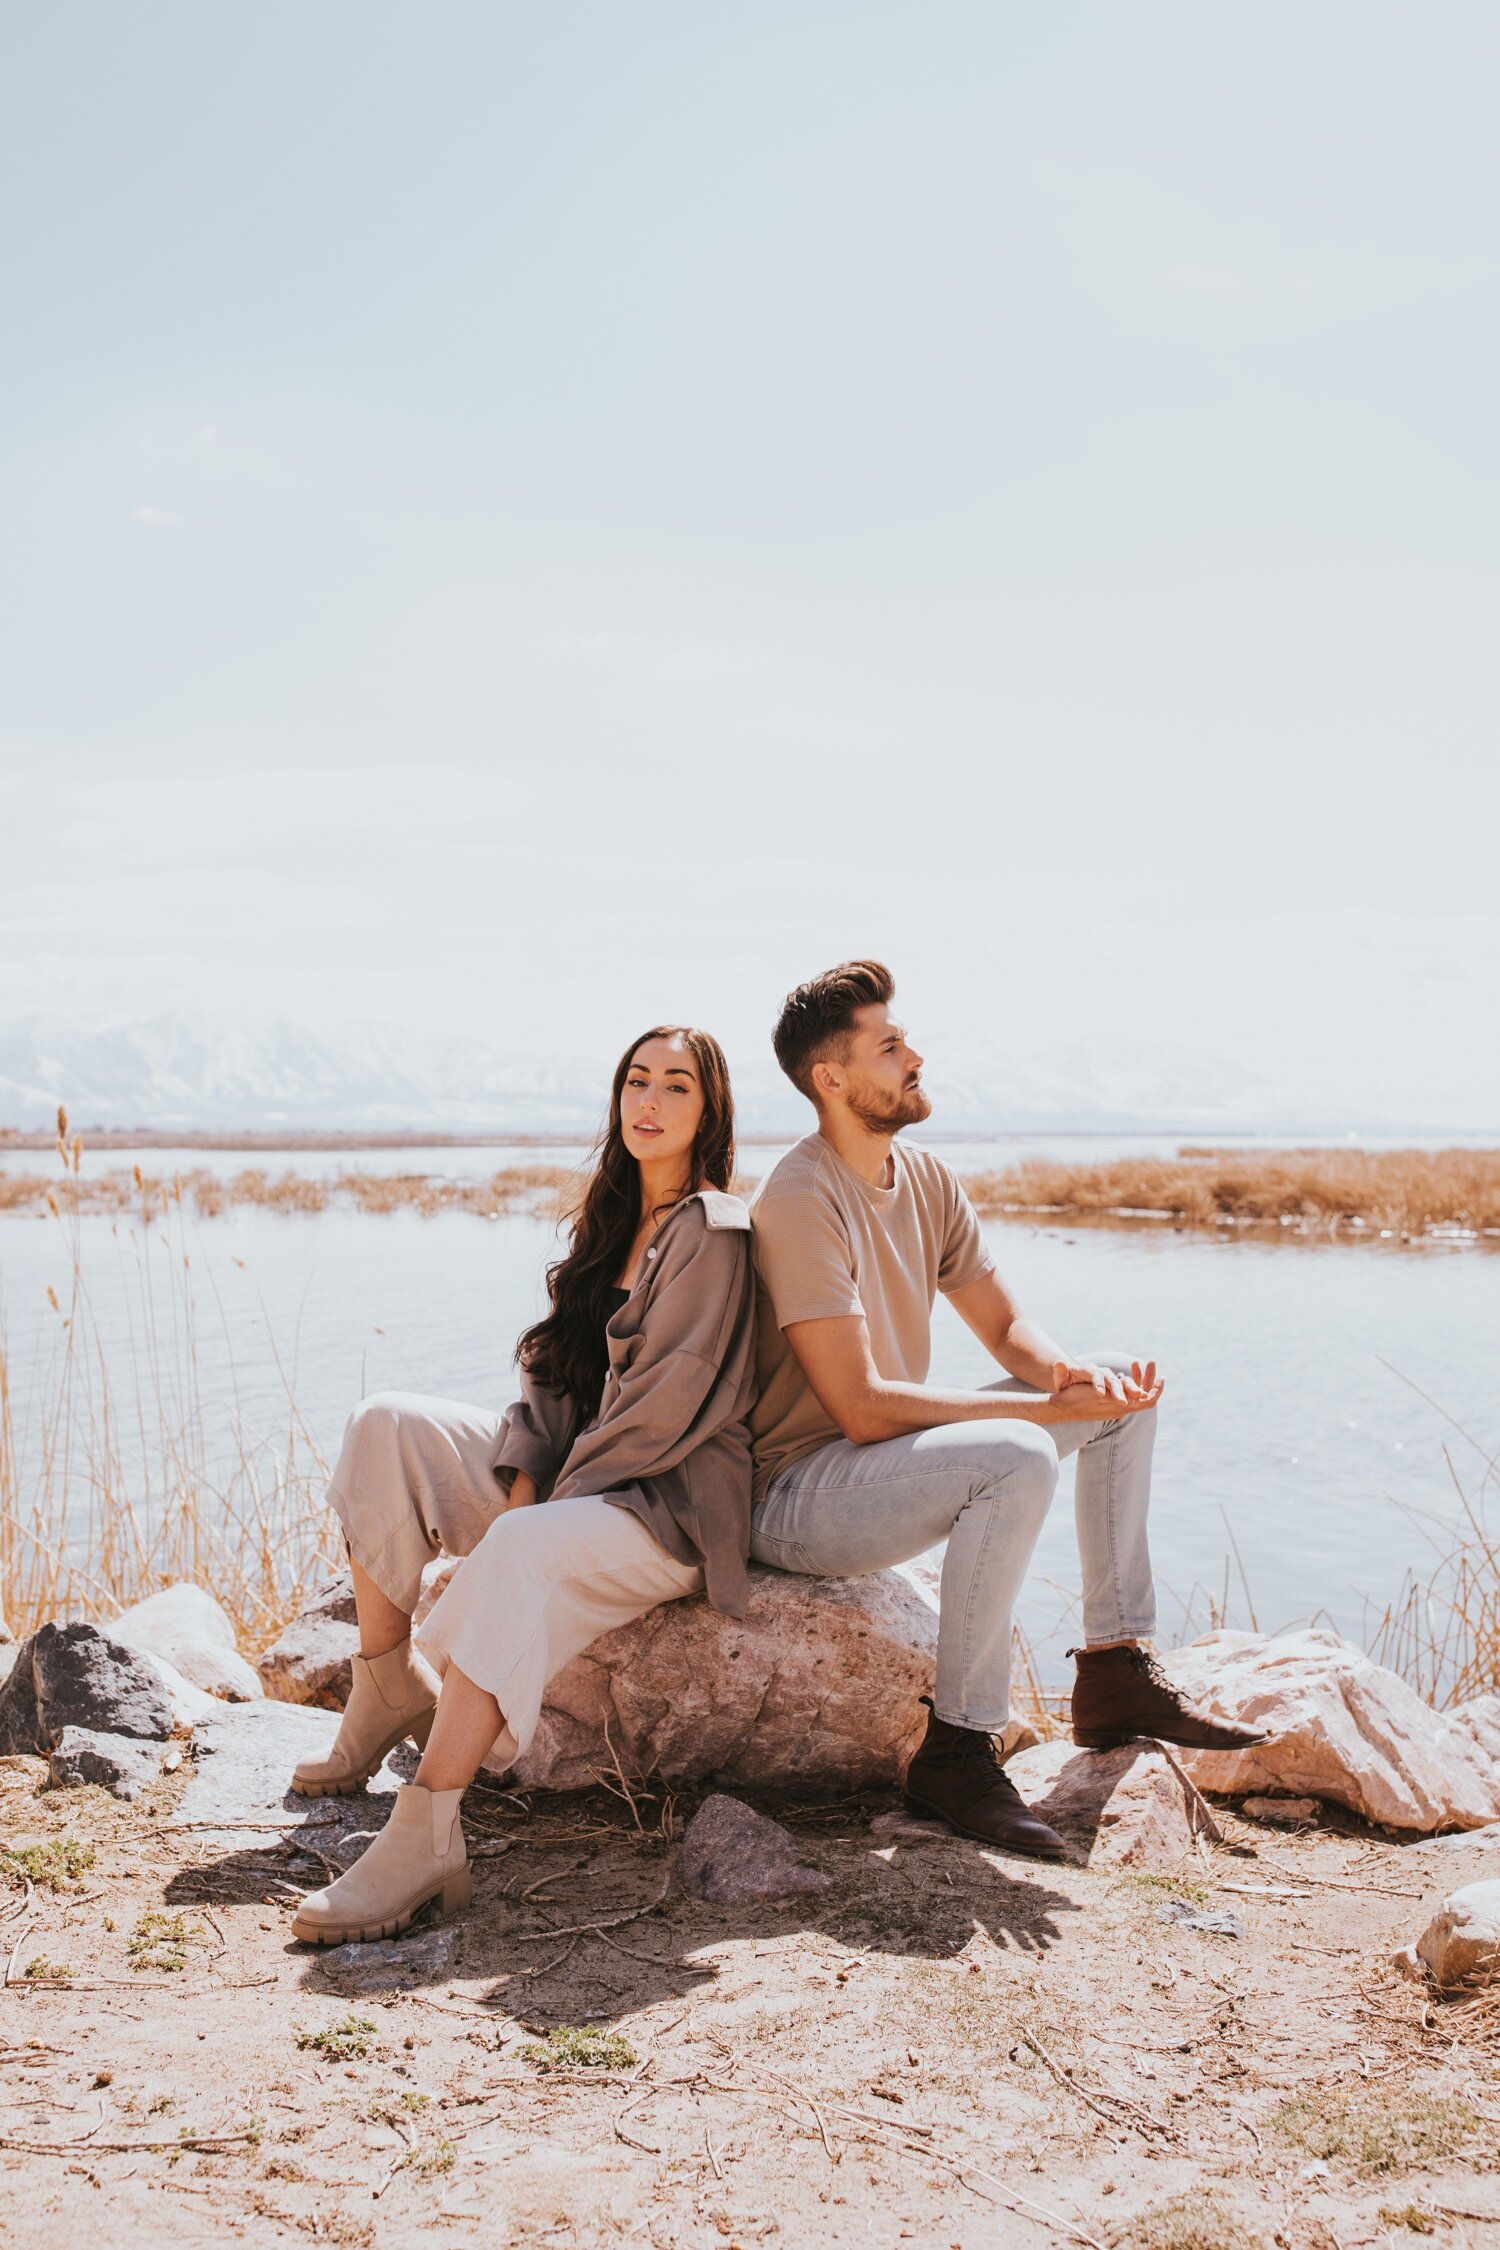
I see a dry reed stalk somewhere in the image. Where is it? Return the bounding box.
[0,1114,343,1651]
[964,1147,1500,1239]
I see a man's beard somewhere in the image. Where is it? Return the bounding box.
[847,1078,932,1134]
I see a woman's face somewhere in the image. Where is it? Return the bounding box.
[619,1035,706,1173]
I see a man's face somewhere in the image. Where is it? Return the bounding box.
[834,1003,931,1132]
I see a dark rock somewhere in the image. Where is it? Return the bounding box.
[677,1793,833,1905]
[48,1725,163,1800]
[0,1621,177,1754]
[0,1639,39,1753]
[257,1575,359,1711]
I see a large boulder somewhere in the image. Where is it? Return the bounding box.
[257,1575,360,1710]
[0,1620,194,1754]
[1162,1630,1500,1834]
[110,1584,262,1702]
[1395,1880,1500,1992]
[1003,1739,1221,1870]
[413,1559,938,1792]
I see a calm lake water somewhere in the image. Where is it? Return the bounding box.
[3,1135,1495,1685]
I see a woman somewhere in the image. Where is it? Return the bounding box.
[289,1025,756,1946]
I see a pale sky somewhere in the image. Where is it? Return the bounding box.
[2,3,1497,1126]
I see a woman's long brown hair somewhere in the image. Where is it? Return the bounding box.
[516,1026,736,1415]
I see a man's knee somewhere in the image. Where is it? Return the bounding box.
[944,1422,1060,1511]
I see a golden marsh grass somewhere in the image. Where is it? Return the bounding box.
[5,1145,1498,1240]
[964,1146,1500,1240]
[1,1162,578,1222]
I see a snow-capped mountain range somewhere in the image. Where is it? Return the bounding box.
[0,1014,1381,1137]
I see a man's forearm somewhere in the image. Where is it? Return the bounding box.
[847,1380,1057,1444]
[993,1315,1068,1391]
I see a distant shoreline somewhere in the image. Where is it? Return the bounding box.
[1,1124,1475,1153]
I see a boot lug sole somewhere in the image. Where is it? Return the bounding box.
[289,1707,437,1798]
[291,1866,471,1948]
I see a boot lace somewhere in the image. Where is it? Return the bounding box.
[1128,1647,1176,1696]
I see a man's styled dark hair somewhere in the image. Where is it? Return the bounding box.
[773,959,895,1101]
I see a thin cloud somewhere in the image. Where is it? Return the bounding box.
[133,505,184,528]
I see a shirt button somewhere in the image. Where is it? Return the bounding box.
[646,1247,657,1260]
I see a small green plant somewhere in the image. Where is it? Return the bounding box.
[294,2015,377,2062]
[521,2024,638,2073]
[1119,1872,1211,1907]
[1272,2090,1478,2176]
[21,1955,73,1982]
[1379,2210,1437,2237]
[405,2139,456,2177]
[368,2092,432,2125]
[1123,2192,1265,2250]
[128,1911,200,1973]
[2,1839,97,1891]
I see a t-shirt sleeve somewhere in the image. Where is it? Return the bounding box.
[937,1171,995,1294]
[751,1181,862,1328]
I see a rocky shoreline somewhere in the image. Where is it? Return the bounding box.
[3,1581,1499,2247]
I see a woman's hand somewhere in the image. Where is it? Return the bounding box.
[505,1471,539,1512]
[1042,1361,1164,1422]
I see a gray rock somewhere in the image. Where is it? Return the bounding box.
[181,1699,399,1851]
[319,1924,461,1990]
[257,1575,359,1711]
[1156,1899,1245,1938]
[47,1725,164,1800]
[677,1793,833,1905]
[0,1621,177,1754]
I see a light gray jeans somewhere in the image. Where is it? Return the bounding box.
[748,1358,1158,1731]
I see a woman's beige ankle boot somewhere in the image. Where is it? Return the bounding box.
[291,1783,469,1946]
[291,1641,440,1797]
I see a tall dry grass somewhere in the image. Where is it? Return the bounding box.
[1364,1378,1500,1709]
[0,1114,343,1651]
[965,1146,1500,1240]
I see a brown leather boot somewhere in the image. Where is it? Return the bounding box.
[1071,1643,1271,1752]
[904,1700,1069,1859]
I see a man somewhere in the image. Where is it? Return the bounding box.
[747,960,1266,1859]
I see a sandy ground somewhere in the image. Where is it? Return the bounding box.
[2,1743,1498,2250]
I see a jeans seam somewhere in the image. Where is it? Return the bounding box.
[955,1483,1002,1727]
[1101,1418,1125,1639]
